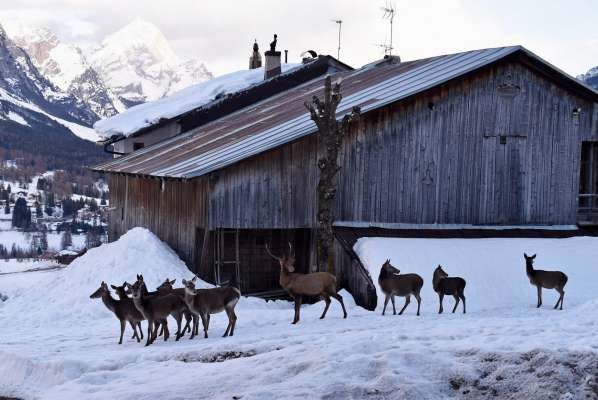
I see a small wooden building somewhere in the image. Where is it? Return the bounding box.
[94,46,598,309]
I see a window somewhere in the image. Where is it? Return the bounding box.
[133,142,145,151]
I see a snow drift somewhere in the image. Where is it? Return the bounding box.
[355,236,598,314]
[0,227,208,327]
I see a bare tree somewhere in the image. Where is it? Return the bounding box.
[305,76,360,273]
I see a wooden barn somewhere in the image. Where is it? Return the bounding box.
[93,46,598,309]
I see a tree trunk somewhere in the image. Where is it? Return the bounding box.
[305,76,360,273]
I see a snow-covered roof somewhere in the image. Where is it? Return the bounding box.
[94,46,598,179]
[93,64,303,139]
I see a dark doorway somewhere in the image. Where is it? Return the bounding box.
[211,228,312,296]
[579,141,598,225]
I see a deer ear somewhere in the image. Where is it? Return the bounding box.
[286,264,295,272]
[531,254,536,259]
[524,253,528,258]
[110,284,117,289]
[182,279,187,285]
[170,279,176,284]
[191,276,197,282]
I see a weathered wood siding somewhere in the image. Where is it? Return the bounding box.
[336,62,595,226]
[108,174,209,269]
[208,60,594,228]
[209,135,319,228]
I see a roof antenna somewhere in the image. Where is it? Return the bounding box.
[331,19,342,60]
[380,1,396,56]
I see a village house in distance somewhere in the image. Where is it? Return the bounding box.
[93,42,598,309]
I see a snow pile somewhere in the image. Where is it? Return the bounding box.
[0,227,208,326]
[355,236,598,313]
[94,63,302,139]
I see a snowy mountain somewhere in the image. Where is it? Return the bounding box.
[0,23,105,169]
[88,18,213,106]
[579,65,598,90]
[3,21,125,120]
[0,23,98,137]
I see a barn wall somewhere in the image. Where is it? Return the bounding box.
[209,60,594,228]
[336,62,595,225]
[208,135,319,229]
[108,174,209,270]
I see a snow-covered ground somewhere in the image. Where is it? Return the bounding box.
[1,229,597,399]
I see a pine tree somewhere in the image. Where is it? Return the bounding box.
[35,201,43,218]
[100,192,107,206]
[12,198,31,229]
[304,76,360,273]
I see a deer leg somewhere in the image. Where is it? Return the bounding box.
[452,294,460,313]
[229,309,238,336]
[399,295,410,315]
[145,320,153,346]
[292,296,302,324]
[129,321,140,342]
[174,313,183,341]
[415,292,422,316]
[438,293,444,314]
[207,314,211,331]
[162,319,170,341]
[536,286,542,308]
[137,322,143,340]
[190,314,198,339]
[382,295,390,315]
[461,294,466,314]
[555,289,564,310]
[331,293,347,319]
[118,319,125,344]
[320,295,331,319]
[200,312,209,338]
[391,295,397,315]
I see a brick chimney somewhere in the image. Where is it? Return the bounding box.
[264,34,281,79]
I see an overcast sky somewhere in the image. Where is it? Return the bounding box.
[0,0,596,77]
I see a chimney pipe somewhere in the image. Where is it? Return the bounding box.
[284,50,288,63]
[264,33,281,79]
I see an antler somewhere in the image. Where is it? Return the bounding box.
[265,243,283,261]
[288,242,294,258]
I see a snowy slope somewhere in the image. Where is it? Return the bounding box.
[94,63,300,139]
[88,18,212,106]
[3,20,126,119]
[1,231,597,399]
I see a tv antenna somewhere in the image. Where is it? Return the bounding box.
[380,1,396,56]
[332,19,342,60]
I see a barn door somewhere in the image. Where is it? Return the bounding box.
[579,141,598,225]
[482,136,527,224]
[213,228,240,288]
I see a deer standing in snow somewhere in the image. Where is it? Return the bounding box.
[524,253,568,310]
[378,259,424,316]
[156,278,194,336]
[126,275,186,346]
[432,265,466,314]
[181,276,241,339]
[89,281,144,344]
[266,243,347,324]
[110,282,144,341]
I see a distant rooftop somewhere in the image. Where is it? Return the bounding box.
[94,63,304,140]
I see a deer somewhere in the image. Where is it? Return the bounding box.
[181,276,241,339]
[156,278,194,336]
[110,282,144,341]
[378,259,424,316]
[432,265,466,314]
[89,281,144,344]
[126,275,186,346]
[266,243,347,324]
[524,253,568,310]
